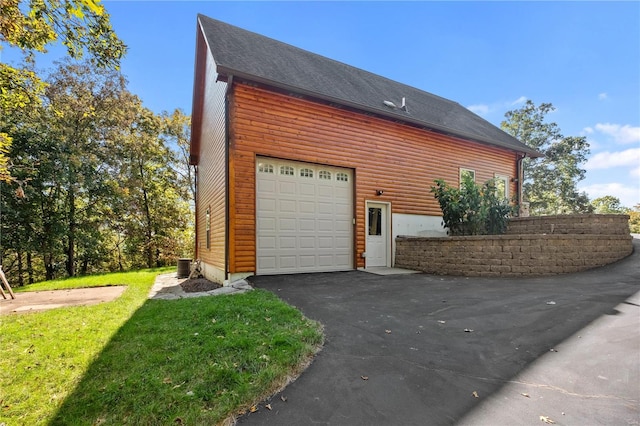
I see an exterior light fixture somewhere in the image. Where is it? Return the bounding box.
[376,190,384,196]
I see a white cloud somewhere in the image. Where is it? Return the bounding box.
[467,96,528,117]
[598,92,608,100]
[581,126,594,135]
[585,147,640,170]
[594,123,640,144]
[579,182,640,208]
[510,96,528,106]
[467,104,490,115]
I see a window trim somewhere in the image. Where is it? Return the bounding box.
[258,162,274,174]
[494,174,510,200]
[280,165,294,176]
[319,170,332,180]
[336,172,349,182]
[299,167,314,178]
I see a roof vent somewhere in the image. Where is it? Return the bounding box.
[383,98,409,113]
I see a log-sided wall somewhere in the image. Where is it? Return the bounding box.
[193,47,227,278]
[227,83,520,273]
[395,215,633,276]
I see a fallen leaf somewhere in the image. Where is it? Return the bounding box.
[186,391,194,396]
[265,317,271,322]
[250,405,258,413]
[540,415,555,424]
[361,375,369,380]
[385,329,392,334]
[163,377,172,384]
[464,328,474,332]
[265,404,272,411]
[172,381,185,389]
[521,393,530,398]
[549,348,558,352]
[546,301,556,305]
[174,417,183,425]
[280,395,288,402]
[438,320,446,324]
[472,391,479,398]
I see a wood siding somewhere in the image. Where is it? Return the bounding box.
[228,84,518,272]
[194,48,227,273]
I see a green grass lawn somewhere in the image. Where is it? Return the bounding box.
[0,269,323,425]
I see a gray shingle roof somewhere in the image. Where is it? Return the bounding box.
[198,14,541,157]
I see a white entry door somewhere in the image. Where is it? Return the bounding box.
[366,202,389,267]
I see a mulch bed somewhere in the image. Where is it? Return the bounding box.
[180,277,222,293]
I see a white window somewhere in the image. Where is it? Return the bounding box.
[459,168,475,187]
[494,174,509,200]
[300,168,314,178]
[319,170,331,180]
[258,163,274,173]
[205,207,211,250]
[280,165,294,176]
[336,172,349,182]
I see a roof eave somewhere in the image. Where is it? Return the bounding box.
[216,65,542,158]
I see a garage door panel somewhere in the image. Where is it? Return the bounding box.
[318,255,335,267]
[279,256,297,269]
[317,201,333,215]
[335,202,351,215]
[257,157,353,274]
[258,256,277,270]
[258,236,276,250]
[279,218,296,232]
[279,236,296,249]
[299,218,315,232]
[279,181,296,194]
[318,236,334,248]
[257,197,276,212]
[335,236,351,249]
[335,219,352,232]
[299,255,316,268]
[299,236,316,249]
[317,185,333,198]
[317,219,334,232]
[299,200,316,214]
[257,179,276,193]
[279,199,296,213]
[257,217,276,232]
[299,183,316,196]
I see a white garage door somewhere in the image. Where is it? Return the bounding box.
[256,157,354,274]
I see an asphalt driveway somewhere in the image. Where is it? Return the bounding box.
[240,240,639,425]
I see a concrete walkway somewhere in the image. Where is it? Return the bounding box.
[239,239,639,425]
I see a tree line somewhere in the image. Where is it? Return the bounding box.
[1,60,193,284]
[501,100,639,232]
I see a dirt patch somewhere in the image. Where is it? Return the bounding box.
[180,278,222,293]
[0,286,127,315]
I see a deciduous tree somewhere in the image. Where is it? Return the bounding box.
[0,0,126,181]
[591,196,628,214]
[501,100,592,215]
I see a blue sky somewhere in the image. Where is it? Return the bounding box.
[3,1,639,207]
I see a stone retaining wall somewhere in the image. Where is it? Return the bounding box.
[395,215,633,277]
[506,214,630,235]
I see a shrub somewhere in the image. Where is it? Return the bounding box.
[431,175,515,236]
